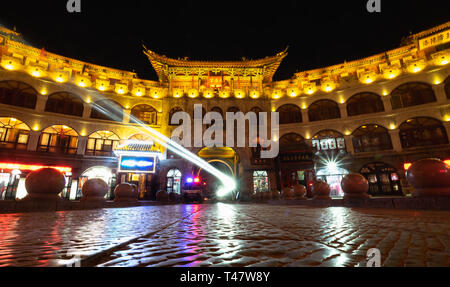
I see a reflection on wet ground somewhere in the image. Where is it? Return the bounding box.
[0,204,449,267]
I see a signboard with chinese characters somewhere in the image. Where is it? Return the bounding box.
[312,138,346,152]
[419,29,450,50]
[119,155,156,174]
[208,76,223,88]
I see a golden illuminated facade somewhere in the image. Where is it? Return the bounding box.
[0,22,449,200]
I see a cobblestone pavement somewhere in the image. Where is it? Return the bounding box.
[0,204,449,267]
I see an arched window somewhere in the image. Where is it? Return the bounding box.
[169,107,183,126]
[166,169,182,194]
[352,125,392,153]
[399,117,448,148]
[90,100,123,122]
[129,133,152,141]
[0,80,37,109]
[346,92,384,116]
[86,131,120,156]
[312,130,346,153]
[277,104,302,124]
[390,82,436,109]
[280,133,305,147]
[0,117,30,150]
[130,104,158,125]
[308,100,340,122]
[38,125,78,154]
[227,107,240,113]
[445,76,450,99]
[45,92,84,117]
[211,107,223,117]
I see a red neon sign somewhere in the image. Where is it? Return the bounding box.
[0,162,72,173]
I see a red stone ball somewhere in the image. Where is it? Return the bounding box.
[294,184,307,198]
[168,192,179,202]
[341,173,369,196]
[312,181,331,198]
[114,183,136,200]
[25,168,65,197]
[271,190,280,200]
[81,178,108,199]
[407,158,450,188]
[281,187,294,200]
[263,191,271,200]
[156,190,169,202]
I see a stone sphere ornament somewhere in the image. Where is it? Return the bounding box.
[341,173,370,199]
[312,180,331,200]
[406,158,450,197]
[24,168,65,200]
[293,184,307,200]
[263,191,271,200]
[114,183,138,202]
[281,187,294,200]
[271,189,281,200]
[156,190,169,202]
[81,178,108,202]
[168,191,179,202]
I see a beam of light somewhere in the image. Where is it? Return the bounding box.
[89,97,236,194]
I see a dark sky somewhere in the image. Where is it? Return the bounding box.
[0,0,449,81]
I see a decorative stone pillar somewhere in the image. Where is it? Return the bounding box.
[381,96,393,112]
[27,130,41,151]
[82,103,92,119]
[123,109,131,124]
[388,130,402,152]
[344,135,354,155]
[35,94,48,112]
[301,109,309,123]
[433,84,447,103]
[76,136,88,155]
[339,104,347,119]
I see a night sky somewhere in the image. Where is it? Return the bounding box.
[0,0,449,81]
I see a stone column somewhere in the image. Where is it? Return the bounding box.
[344,135,354,154]
[82,103,92,119]
[301,109,309,123]
[389,130,402,152]
[35,94,48,112]
[123,109,131,124]
[433,84,447,103]
[77,136,88,155]
[381,96,393,112]
[27,131,41,151]
[339,104,347,119]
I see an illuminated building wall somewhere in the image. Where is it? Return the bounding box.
[0,22,449,199]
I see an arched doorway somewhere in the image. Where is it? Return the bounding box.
[197,147,238,200]
[166,169,182,194]
[360,162,403,196]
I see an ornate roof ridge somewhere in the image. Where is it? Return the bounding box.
[143,46,288,67]
[407,21,450,40]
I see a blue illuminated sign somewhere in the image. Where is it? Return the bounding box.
[119,155,156,173]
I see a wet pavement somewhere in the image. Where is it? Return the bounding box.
[0,203,449,267]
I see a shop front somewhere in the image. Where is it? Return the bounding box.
[0,162,72,200]
[113,140,162,200]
